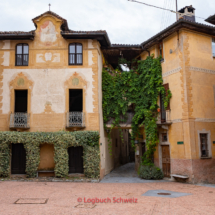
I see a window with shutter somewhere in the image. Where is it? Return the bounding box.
[163,83,170,110]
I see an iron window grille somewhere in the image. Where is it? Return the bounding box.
[66,112,85,128]
[9,113,30,128]
[15,44,29,66]
[69,43,83,65]
[200,133,209,157]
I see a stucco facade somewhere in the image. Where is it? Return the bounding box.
[0,11,110,178]
[140,28,215,183]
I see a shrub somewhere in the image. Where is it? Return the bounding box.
[138,165,164,180]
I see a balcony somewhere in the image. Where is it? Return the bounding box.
[66,112,85,128]
[9,113,30,129]
[157,110,171,125]
[106,112,134,128]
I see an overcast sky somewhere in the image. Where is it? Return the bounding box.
[0,0,214,44]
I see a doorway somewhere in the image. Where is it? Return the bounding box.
[68,146,83,173]
[161,145,170,177]
[69,89,83,112]
[11,143,26,174]
[15,90,28,113]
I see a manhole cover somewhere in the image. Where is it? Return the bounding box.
[157,193,171,196]
[14,198,48,204]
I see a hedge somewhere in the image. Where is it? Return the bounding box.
[0,131,100,178]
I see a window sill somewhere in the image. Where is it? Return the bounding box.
[200,157,212,159]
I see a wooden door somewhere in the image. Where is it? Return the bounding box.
[11,143,26,174]
[68,146,83,173]
[162,145,170,177]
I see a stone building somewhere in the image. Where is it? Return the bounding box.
[1,6,215,183]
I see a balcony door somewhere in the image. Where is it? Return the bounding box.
[15,90,28,113]
[13,90,28,128]
[68,89,83,127]
[69,89,83,112]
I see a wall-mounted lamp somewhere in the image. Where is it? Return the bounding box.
[170,49,173,54]
[134,140,139,145]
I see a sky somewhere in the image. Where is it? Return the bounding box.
[0,0,214,44]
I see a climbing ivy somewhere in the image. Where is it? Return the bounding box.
[0,131,100,178]
[102,55,172,165]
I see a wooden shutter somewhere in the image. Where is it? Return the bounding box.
[163,83,170,110]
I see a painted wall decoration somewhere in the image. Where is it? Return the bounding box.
[39,21,58,44]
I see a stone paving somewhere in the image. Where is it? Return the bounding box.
[101,162,167,183]
[1,164,215,214]
[1,181,215,214]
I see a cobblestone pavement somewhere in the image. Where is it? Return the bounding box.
[101,163,168,183]
[1,181,215,214]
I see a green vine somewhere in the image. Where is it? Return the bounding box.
[102,55,172,165]
[0,131,100,178]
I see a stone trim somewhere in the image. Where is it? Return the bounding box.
[171,119,182,123]
[195,118,215,122]
[162,67,182,78]
[189,67,215,75]
[197,129,212,158]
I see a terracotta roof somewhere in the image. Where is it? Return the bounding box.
[205,14,215,25]
[0,31,34,35]
[141,18,215,48]
[0,31,35,40]
[32,11,69,31]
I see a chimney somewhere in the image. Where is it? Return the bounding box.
[178,5,195,22]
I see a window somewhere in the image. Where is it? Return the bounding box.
[160,83,170,123]
[159,42,164,62]
[16,44,29,66]
[200,134,208,157]
[69,43,83,65]
[162,133,168,142]
[212,38,215,57]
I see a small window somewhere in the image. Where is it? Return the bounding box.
[16,44,29,66]
[162,133,168,142]
[200,134,208,157]
[212,38,215,57]
[159,42,164,62]
[69,43,83,65]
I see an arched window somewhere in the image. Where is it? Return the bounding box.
[69,43,83,65]
[16,44,29,66]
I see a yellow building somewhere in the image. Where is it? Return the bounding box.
[1,6,215,183]
[0,11,111,178]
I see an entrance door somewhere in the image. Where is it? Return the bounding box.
[161,145,170,177]
[68,146,83,173]
[11,143,26,174]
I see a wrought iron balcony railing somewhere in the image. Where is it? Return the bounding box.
[66,112,85,128]
[9,113,30,129]
[157,110,171,124]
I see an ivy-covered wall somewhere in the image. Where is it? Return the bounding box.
[0,131,100,178]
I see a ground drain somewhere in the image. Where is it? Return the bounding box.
[75,204,96,209]
[157,193,171,196]
[14,198,48,204]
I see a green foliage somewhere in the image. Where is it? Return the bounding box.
[0,131,100,178]
[138,165,164,180]
[102,55,171,165]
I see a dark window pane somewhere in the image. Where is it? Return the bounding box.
[69,54,75,64]
[23,45,29,54]
[69,45,75,54]
[77,54,82,64]
[16,55,23,65]
[76,44,82,54]
[23,55,28,65]
[17,45,22,54]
